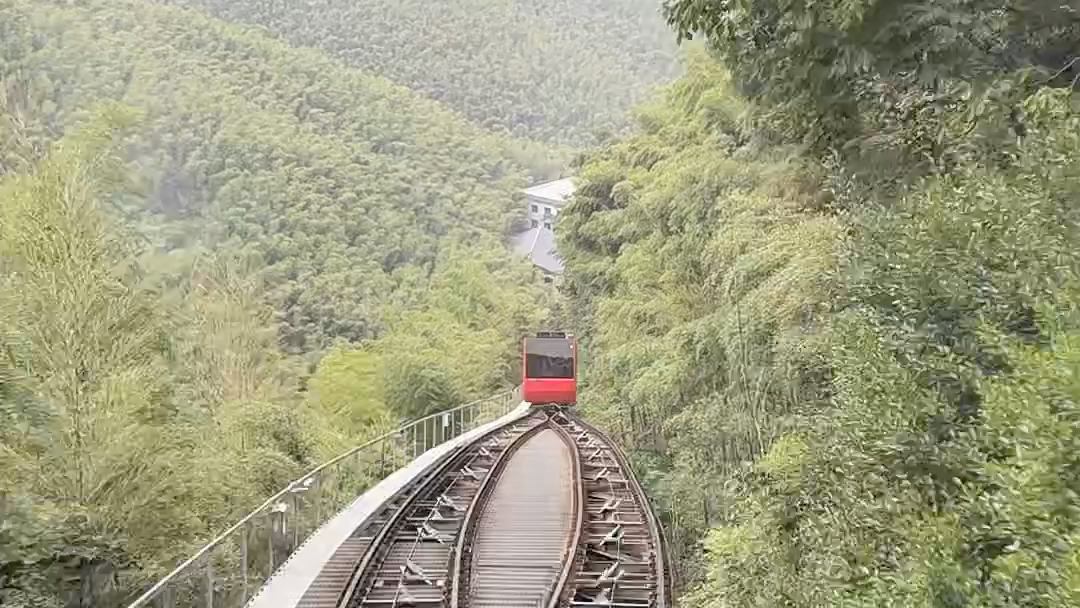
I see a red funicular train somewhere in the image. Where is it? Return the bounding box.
[522,331,577,406]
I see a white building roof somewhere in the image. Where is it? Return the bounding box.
[511,226,563,274]
[522,177,576,206]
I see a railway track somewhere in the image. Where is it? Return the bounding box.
[333,407,669,608]
[451,415,581,608]
[550,413,670,608]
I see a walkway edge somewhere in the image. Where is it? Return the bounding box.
[246,401,533,608]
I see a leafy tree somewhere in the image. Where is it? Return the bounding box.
[0,111,179,605]
[560,28,1080,606]
[306,348,389,435]
[662,0,1080,183]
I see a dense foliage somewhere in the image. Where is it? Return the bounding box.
[1,0,562,356]
[0,0,564,604]
[156,0,682,146]
[561,7,1080,603]
[0,115,331,605]
[559,47,843,581]
[663,0,1079,169]
[10,0,1079,606]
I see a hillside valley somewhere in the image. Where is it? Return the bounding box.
[4,0,1080,607]
[1,0,585,602]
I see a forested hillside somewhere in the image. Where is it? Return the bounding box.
[1,117,344,605]
[9,0,1079,606]
[1,0,563,356]
[560,2,1080,604]
[155,0,681,146]
[0,0,564,603]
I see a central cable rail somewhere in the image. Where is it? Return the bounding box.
[449,412,582,608]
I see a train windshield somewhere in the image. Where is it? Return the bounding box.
[525,337,574,379]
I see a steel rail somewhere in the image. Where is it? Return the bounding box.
[391,418,547,607]
[544,412,586,608]
[567,413,671,608]
[337,414,541,608]
[126,388,520,608]
[448,415,560,608]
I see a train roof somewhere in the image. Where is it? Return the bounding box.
[535,331,569,338]
[524,334,575,356]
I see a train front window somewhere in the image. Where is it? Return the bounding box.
[526,353,574,378]
[525,338,574,379]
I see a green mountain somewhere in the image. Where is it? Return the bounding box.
[155,0,682,145]
[1,0,562,355]
[2,0,567,603]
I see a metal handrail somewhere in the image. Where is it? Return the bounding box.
[126,386,522,608]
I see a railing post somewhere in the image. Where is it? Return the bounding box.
[313,476,322,539]
[159,586,174,608]
[292,492,300,552]
[394,432,400,470]
[266,510,275,574]
[240,524,249,605]
[204,557,214,608]
[270,502,288,570]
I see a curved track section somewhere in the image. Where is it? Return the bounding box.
[552,411,669,608]
[453,422,581,608]
[340,412,549,608]
[286,406,669,608]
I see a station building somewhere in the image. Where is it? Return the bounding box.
[510,177,575,277]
